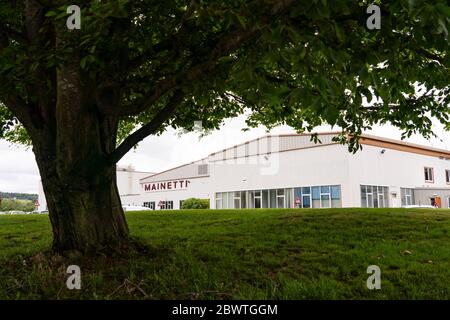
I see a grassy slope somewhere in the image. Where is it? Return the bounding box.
[0,208,449,299]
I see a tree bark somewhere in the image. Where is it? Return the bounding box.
[32,125,129,254]
[25,24,130,255]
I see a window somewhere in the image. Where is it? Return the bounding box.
[240,191,247,208]
[331,185,341,208]
[285,188,293,208]
[234,191,241,209]
[320,186,331,208]
[424,167,434,183]
[312,187,320,208]
[215,193,222,209]
[276,189,285,208]
[248,191,255,209]
[361,185,389,208]
[269,189,277,208]
[180,200,185,209]
[159,201,173,210]
[143,201,155,210]
[262,190,269,208]
[227,192,234,209]
[446,170,450,184]
[400,188,415,206]
[302,187,311,208]
[293,185,341,208]
[198,164,208,175]
[254,190,262,208]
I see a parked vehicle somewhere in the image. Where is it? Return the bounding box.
[122,205,152,212]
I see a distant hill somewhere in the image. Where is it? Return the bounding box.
[0,192,38,201]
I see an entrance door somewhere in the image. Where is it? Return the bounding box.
[302,195,311,208]
[435,197,442,208]
[430,197,442,208]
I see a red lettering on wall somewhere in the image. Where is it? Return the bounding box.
[143,180,191,192]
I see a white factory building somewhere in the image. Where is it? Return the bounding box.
[38,132,450,211]
[123,132,450,210]
[37,165,154,212]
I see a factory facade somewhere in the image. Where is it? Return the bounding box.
[127,133,450,210]
[38,133,450,211]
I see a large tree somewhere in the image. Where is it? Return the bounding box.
[0,0,448,254]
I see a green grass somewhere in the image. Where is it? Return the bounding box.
[0,208,449,299]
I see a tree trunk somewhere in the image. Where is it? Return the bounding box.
[34,140,129,254]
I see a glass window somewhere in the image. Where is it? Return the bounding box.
[373,194,378,208]
[269,189,277,208]
[302,187,311,195]
[401,188,415,206]
[228,192,234,209]
[302,195,311,208]
[321,186,330,194]
[424,167,434,182]
[277,189,285,196]
[255,197,261,208]
[248,191,255,209]
[361,185,389,208]
[446,170,450,184]
[361,185,367,208]
[254,190,262,209]
[331,186,341,199]
[262,190,269,208]
[321,194,330,208]
[285,188,292,208]
[367,193,373,208]
[240,191,247,208]
[294,188,302,208]
[312,187,320,200]
[277,196,285,208]
[143,202,155,210]
[234,198,241,209]
[222,192,228,209]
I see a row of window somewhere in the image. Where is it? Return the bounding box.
[215,185,342,209]
[400,188,415,206]
[143,201,173,210]
[424,167,450,184]
[360,185,389,208]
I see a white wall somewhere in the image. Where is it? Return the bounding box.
[347,144,450,207]
[209,144,351,208]
[133,176,211,209]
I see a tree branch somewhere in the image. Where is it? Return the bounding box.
[106,90,185,165]
[0,24,28,44]
[103,0,296,118]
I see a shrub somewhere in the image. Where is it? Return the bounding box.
[181,198,210,209]
[0,199,35,212]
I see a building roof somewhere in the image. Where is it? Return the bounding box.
[139,132,450,182]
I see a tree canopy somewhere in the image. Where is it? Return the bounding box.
[0,0,448,153]
[0,0,448,253]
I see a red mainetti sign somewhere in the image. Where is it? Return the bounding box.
[143,180,191,192]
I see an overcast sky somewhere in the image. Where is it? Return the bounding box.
[1,115,449,194]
